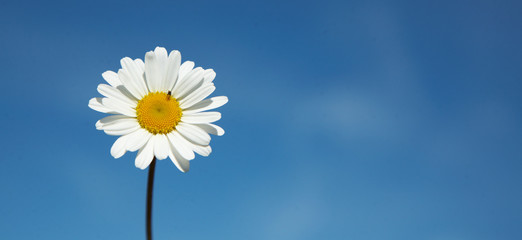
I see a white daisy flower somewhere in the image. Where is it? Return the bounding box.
[89,47,227,172]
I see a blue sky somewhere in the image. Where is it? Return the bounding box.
[1,0,521,239]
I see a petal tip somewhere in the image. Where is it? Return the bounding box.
[169,50,180,56]
[154,46,166,52]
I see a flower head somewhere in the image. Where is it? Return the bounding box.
[89,47,227,172]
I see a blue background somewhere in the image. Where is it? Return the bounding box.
[1,0,521,239]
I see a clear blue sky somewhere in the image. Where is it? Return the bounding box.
[1,0,521,239]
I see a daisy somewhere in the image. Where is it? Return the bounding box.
[89,47,227,172]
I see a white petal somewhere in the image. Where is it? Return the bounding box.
[165,50,181,91]
[111,134,130,158]
[153,134,170,160]
[95,115,131,130]
[97,84,136,107]
[118,68,145,100]
[178,61,195,82]
[169,148,190,173]
[179,85,216,109]
[135,137,155,170]
[167,131,195,160]
[99,117,138,130]
[88,98,117,114]
[194,123,225,136]
[101,98,136,117]
[174,67,204,99]
[134,59,145,71]
[102,71,122,87]
[97,115,133,124]
[181,112,221,124]
[120,57,148,97]
[114,85,139,102]
[192,144,212,157]
[183,96,228,114]
[172,61,195,94]
[104,123,140,136]
[126,129,153,152]
[202,69,216,83]
[176,122,211,145]
[145,47,168,92]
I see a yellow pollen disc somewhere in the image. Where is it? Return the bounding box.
[136,92,182,135]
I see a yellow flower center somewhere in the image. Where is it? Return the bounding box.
[136,92,182,135]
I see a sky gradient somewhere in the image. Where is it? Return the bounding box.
[1,0,521,239]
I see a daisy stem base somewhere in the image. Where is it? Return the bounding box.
[146,158,157,240]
